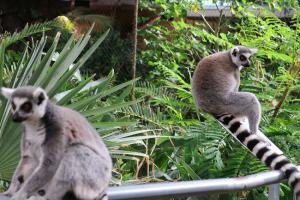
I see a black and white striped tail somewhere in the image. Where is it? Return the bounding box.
[216,114,300,199]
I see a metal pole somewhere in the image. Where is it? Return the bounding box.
[0,171,288,200]
[108,170,285,200]
[268,184,280,200]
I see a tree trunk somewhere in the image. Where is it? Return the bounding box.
[131,0,138,100]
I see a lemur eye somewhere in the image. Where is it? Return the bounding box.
[11,102,16,110]
[21,102,32,112]
[239,55,246,61]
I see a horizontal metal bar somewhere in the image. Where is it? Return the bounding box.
[107,170,285,200]
[0,170,286,200]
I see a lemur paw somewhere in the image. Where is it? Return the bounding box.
[27,195,45,200]
[0,191,12,197]
[0,187,19,197]
[11,191,27,200]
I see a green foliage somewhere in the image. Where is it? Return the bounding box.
[54,14,133,82]
[0,21,57,49]
[139,0,299,20]
[139,0,195,19]
[1,1,300,200]
[0,21,58,85]
[138,20,231,81]
[83,30,133,81]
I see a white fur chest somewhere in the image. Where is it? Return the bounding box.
[24,123,45,144]
[23,122,45,160]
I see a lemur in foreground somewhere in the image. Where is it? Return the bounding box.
[192,46,300,199]
[0,86,112,200]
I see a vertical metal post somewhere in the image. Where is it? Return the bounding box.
[268,184,280,200]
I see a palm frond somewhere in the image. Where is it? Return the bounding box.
[1,21,57,48]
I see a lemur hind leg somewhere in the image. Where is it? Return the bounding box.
[70,145,110,200]
[218,92,261,134]
[41,144,110,200]
[42,178,71,200]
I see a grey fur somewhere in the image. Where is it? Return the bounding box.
[11,86,37,100]
[192,46,261,134]
[0,86,112,200]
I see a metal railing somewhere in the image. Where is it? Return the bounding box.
[108,170,285,200]
[0,172,288,200]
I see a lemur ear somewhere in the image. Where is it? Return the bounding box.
[33,87,48,105]
[250,48,258,55]
[1,87,15,99]
[231,47,239,57]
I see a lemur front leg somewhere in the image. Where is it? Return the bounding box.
[2,133,37,197]
[11,131,65,200]
[1,156,31,196]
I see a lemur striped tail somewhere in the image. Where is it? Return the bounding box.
[216,114,300,199]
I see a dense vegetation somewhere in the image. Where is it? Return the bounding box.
[0,1,300,199]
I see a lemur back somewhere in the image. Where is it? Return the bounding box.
[56,105,111,157]
[192,46,300,199]
[192,51,240,115]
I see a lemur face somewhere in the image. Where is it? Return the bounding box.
[230,46,257,70]
[1,86,48,122]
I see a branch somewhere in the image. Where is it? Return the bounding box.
[272,60,300,120]
[200,14,215,34]
[131,0,138,100]
[215,3,224,37]
[138,15,161,30]
[272,86,290,120]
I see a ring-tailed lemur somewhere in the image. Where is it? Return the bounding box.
[0,86,112,200]
[192,46,300,199]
